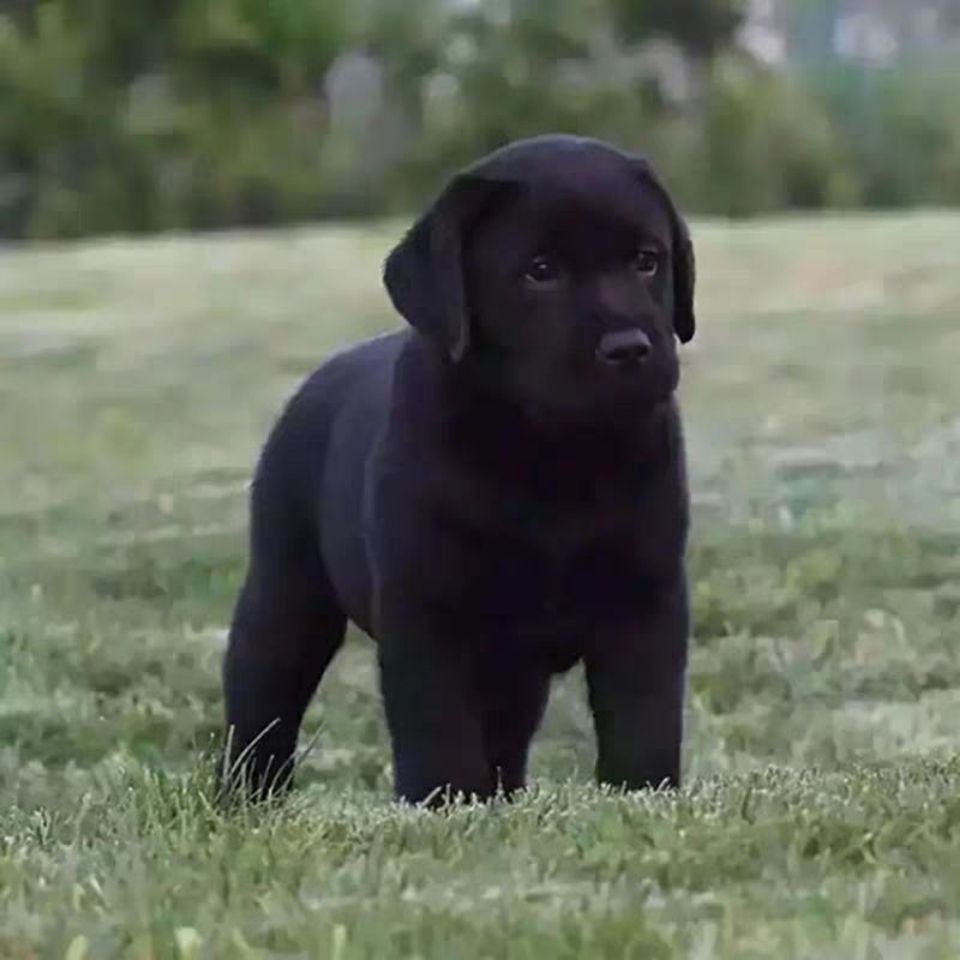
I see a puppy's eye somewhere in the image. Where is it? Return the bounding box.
[524,254,561,287]
[633,248,660,278]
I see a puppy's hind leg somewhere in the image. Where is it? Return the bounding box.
[221,426,346,799]
[222,557,346,799]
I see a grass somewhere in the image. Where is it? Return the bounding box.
[2,211,960,957]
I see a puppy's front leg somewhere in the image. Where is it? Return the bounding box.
[585,576,689,791]
[376,614,491,805]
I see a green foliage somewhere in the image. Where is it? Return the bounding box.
[607,0,746,55]
[1,0,959,238]
[665,56,863,215]
[814,62,960,208]
[0,0,369,237]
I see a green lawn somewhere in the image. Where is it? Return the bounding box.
[2,213,960,958]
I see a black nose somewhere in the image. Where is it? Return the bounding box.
[596,329,652,365]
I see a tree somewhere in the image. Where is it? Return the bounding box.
[606,0,746,57]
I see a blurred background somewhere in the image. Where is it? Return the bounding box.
[2,0,960,240]
[4,4,960,950]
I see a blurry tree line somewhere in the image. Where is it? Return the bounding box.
[1,0,959,239]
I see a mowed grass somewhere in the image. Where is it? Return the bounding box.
[2,212,960,958]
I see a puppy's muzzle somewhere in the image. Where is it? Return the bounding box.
[596,329,652,366]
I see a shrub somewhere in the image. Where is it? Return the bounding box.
[0,1,958,240]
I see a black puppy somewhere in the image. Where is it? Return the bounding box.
[222,134,696,804]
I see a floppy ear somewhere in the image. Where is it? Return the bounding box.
[669,209,697,344]
[630,159,696,343]
[383,175,501,363]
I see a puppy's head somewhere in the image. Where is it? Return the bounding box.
[384,135,695,418]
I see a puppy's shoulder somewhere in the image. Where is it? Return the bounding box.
[255,330,410,491]
[663,396,687,467]
[293,330,408,410]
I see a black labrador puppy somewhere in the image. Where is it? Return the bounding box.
[222,134,696,804]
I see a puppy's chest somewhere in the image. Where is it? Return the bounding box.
[442,521,666,673]
[433,456,681,568]
[435,482,679,626]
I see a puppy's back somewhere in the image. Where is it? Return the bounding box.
[266,330,407,628]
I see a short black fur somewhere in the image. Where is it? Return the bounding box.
[222,134,697,804]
